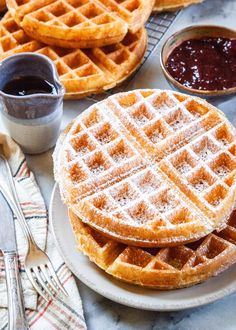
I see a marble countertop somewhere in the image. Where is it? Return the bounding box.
[2,0,236,329]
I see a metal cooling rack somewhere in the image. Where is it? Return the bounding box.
[88,10,180,102]
[0,9,180,102]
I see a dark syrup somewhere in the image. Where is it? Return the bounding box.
[2,75,57,96]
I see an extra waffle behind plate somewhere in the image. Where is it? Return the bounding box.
[153,0,203,12]
[0,12,147,99]
[54,89,236,247]
[6,0,154,48]
[69,209,236,290]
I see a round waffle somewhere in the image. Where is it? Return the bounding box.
[54,89,236,247]
[0,12,147,99]
[153,0,203,12]
[6,0,154,48]
[69,210,236,289]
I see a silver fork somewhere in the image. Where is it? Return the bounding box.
[0,155,68,302]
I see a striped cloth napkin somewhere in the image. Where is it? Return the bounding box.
[0,133,86,330]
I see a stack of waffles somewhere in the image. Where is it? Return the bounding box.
[0,1,155,99]
[54,89,236,290]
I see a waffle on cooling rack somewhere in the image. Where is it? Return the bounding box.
[54,89,236,247]
[69,210,236,289]
[6,0,154,48]
[153,0,203,12]
[0,12,147,99]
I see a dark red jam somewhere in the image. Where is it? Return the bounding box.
[165,37,236,91]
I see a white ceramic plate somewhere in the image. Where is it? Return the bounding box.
[50,184,236,311]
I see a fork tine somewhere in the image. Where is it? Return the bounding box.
[47,262,68,297]
[32,266,55,301]
[25,268,49,302]
[40,265,59,296]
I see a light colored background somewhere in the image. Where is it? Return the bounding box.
[1,0,236,329]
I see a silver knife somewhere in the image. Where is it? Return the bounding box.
[0,191,29,330]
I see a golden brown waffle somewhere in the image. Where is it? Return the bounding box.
[69,210,236,289]
[0,12,147,99]
[54,89,236,247]
[153,0,203,12]
[6,0,154,48]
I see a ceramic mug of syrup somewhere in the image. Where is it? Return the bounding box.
[0,53,64,154]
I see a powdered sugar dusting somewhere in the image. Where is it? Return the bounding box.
[177,162,192,174]
[193,179,209,192]
[215,166,229,177]
[150,131,164,143]
[55,89,236,245]
[134,114,149,126]
[198,147,213,161]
